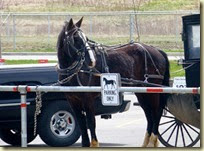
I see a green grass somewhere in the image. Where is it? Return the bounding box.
[5,48,56,53]
[140,0,199,11]
[4,60,184,78]
[2,35,183,53]
[170,60,185,78]
[5,60,57,65]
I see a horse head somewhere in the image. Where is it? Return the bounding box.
[57,17,96,71]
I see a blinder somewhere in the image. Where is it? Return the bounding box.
[64,27,96,68]
[64,28,83,58]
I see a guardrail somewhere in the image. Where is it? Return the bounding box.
[0,85,200,147]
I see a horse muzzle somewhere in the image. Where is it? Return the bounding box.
[87,49,96,68]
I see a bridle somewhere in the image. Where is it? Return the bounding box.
[56,27,96,81]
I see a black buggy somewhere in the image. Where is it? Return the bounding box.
[158,14,200,147]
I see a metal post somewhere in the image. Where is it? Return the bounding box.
[12,14,16,50]
[18,85,27,147]
[6,17,10,39]
[89,15,93,38]
[48,15,50,47]
[129,14,134,42]
[66,15,70,22]
[0,12,2,58]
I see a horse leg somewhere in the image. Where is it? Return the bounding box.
[148,94,167,147]
[137,95,153,147]
[69,101,90,147]
[142,111,153,147]
[146,94,161,147]
[147,111,161,148]
[84,100,99,147]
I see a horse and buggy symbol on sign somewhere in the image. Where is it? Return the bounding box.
[103,77,116,89]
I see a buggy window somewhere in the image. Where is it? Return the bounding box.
[187,25,200,59]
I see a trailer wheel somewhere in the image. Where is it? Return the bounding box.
[158,108,200,147]
[38,100,80,147]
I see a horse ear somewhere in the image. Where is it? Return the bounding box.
[66,18,74,31]
[75,17,83,28]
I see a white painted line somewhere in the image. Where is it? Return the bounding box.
[116,119,142,128]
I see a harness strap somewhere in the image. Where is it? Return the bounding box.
[121,77,167,87]
[100,50,109,73]
[56,52,85,76]
[144,74,164,80]
[135,43,163,81]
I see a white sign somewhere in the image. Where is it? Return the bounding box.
[101,73,120,106]
[173,77,186,88]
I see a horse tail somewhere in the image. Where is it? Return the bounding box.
[159,50,170,109]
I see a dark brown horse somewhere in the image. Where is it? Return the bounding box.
[57,17,170,147]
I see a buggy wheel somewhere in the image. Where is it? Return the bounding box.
[158,108,200,147]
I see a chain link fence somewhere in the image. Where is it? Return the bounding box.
[0,11,199,52]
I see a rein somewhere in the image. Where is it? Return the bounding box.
[56,51,85,76]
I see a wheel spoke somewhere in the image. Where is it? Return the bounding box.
[51,119,57,127]
[161,122,176,136]
[180,125,186,147]
[164,108,169,112]
[167,124,177,143]
[175,125,179,147]
[66,124,73,130]
[59,130,66,136]
[162,115,175,119]
[64,114,70,122]
[160,119,175,126]
[60,113,67,119]
[182,124,193,142]
[53,114,61,122]
[185,123,200,135]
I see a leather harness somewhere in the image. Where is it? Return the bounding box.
[56,28,165,87]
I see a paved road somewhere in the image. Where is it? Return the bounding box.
[0,94,200,148]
